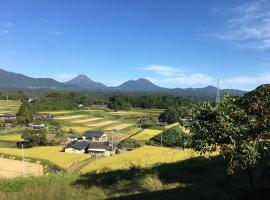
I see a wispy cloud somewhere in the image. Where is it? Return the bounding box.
[141,65,181,76]
[146,73,216,88]
[41,19,53,23]
[49,31,66,36]
[222,73,270,86]
[1,22,14,28]
[140,64,270,90]
[0,30,8,35]
[213,0,270,49]
[55,73,77,82]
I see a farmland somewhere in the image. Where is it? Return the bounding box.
[0,134,23,142]
[0,146,90,169]
[80,145,217,173]
[0,100,21,114]
[130,129,162,142]
[0,158,43,178]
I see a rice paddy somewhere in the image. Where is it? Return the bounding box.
[0,100,21,114]
[165,122,179,129]
[0,146,90,169]
[73,117,103,123]
[106,123,134,131]
[54,115,88,120]
[130,129,162,142]
[0,134,23,142]
[80,146,216,173]
[85,120,119,127]
[61,126,92,134]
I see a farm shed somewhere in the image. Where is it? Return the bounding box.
[65,141,89,154]
[83,131,107,142]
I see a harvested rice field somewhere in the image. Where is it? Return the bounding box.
[165,122,179,129]
[85,120,118,127]
[106,123,134,131]
[54,115,88,120]
[73,117,103,123]
[0,158,43,178]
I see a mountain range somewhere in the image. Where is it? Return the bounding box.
[0,68,246,101]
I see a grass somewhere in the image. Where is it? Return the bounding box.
[0,134,23,142]
[0,146,90,169]
[0,152,268,200]
[80,146,217,173]
[130,129,162,142]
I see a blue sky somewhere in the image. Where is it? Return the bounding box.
[0,0,269,91]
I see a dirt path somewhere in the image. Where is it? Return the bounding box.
[0,158,43,178]
[67,157,100,174]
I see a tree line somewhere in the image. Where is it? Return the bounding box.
[108,94,193,111]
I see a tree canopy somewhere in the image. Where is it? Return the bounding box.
[189,84,270,175]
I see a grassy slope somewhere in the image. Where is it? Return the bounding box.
[0,156,265,200]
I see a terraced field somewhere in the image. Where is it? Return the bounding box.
[80,146,217,173]
[0,134,23,142]
[0,146,90,169]
[0,100,21,114]
[130,129,162,142]
[106,123,134,131]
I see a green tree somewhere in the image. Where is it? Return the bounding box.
[16,102,35,125]
[21,129,47,147]
[150,128,191,148]
[189,85,270,189]
[159,106,190,124]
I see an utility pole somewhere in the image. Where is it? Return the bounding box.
[22,144,25,176]
[216,79,221,107]
[111,131,114,156]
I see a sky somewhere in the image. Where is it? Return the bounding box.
[0,0,270,91]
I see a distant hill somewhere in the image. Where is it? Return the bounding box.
[0,68,247,102]
[0,68,76,90]
[116,78,161,91]
[66,74,107,89]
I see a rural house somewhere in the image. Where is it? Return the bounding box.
[34,113,53,120]
[65,140,89,154]
[83,131,107,142]
[0,114,16,120]
[88,141,116,156]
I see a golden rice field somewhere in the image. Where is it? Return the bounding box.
[85,120,118,127]
[108,111,148,116]
[0,100,21,114]
[0,134,23,142]
[61,126,92,134]
[165,122,179,129]
[106,123,134,131]
[81,146,218,173]
[0,146,90,169]
[54,115,88,120]
[39,111,76,115]
[73,117,103,123]
[130,129,162,141]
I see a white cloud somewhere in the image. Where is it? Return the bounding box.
[0,30,8,35]
[41,19,53,23]
[141,65,182,76]
[146,73,216,88]
[49,31,66,36]
[1,22,14,28]
[55,74,77,82]
[213,0,270,49]
[222,73,270,86]
[140,64,270,90]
